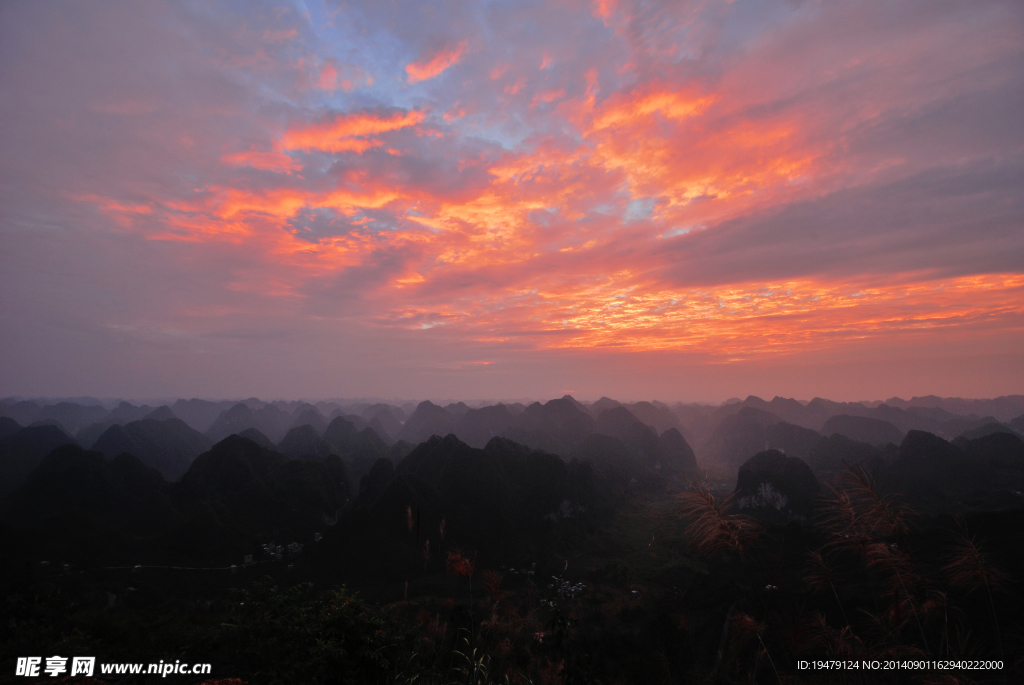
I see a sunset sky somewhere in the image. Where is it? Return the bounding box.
[1,0,1022,402]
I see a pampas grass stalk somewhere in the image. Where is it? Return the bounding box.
[678,478,763,558]
[806,549,851,628]
[943,519,1008,658]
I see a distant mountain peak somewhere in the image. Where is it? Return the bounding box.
[144,405,177,421]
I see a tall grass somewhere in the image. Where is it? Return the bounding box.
[677,479,763,558]
[804,549,851,628]
[943,518,1009,658]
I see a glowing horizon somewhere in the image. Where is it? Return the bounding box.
[1,1,1022,401]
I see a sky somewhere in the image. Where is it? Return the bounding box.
[1,0,1022,403]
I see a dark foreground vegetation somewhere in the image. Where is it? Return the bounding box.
[1,394,1023,684]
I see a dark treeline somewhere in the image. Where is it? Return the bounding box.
[1,394,1023,683]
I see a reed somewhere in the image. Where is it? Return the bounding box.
[942,519,1009,658]
[804,549,851,628]
[678,479,763,558]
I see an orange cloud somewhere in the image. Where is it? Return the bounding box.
[589,90,716,131]
[375,271,1024,359]
[444,104,468,122]
[592,0,616,19]
[211,187,309,220]
[406,41,467,84]
[280,109,425,154]
[315,59,372,91]
[73,194,153,216]
[64,7,1019,382]
[262,28,297,43]
[591,0,618,26]
[531,88,565,107]
[317,60,339,89]
[222,150,301,174]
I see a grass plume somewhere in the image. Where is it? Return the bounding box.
[943,518,1009,657]
[678,479,763,558]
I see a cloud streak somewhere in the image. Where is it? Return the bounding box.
[406,41,468,83]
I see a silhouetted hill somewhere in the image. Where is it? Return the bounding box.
[443,402,470,420]
[733,396,819,429]
[656,428,700,483]
[735,449,820,518]
[595,407,659,453]
[323,454,353,504]
[560,394,590,414]
[358,457,395,500]
[279,424,332,460]
[957,422,1020,441]
[144,405,178,421]
[891,431,984,509]
[249,404,289,442]
[30,418,70,434]
[318,434,588,580]
[336,412,370,431]
[670,403,718,443]
[700,407,821,473]
[803,397,865,429]
[34,402,107,434]
[805,434,886,484]
[290,407,328,435]
[705,396,823,432]
[237,427,276,451]
[322,417,389,493]
[174,436,346,556]
[865,404,998,439]
[1011,413,1024,433]
[668,395,1023,446]
[1,445,176,562]
[821,414,904,446]
[76,421,114,449]
[593,407,677,486]
[952,433,1024,505]
[0,417,21,440]
[389,440,416,464]
[0,400,42,426]
[699,406,778,471]
[505,402,527,416]
[92,418,212,481]
[455,404,515,448]
[206,403,256,443]
[955,432,1024,472]
[171,398,231,433]
[883,395,1024,422]
[398,401,456,444]
[0,425,78,498]
[623,401,682,435]
[179,435,289,496]
[367,417,394,444]
[360,404,403,443]
[591,397,622,415]
[506,397,595,457]
[569,426,696,495]
[105,401,158,424]
[570,433,638,486]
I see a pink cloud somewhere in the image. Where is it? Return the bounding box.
[406,41,468,84]
[280,109,425,154]
[315,58,372,91]
[222,150,302,174]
